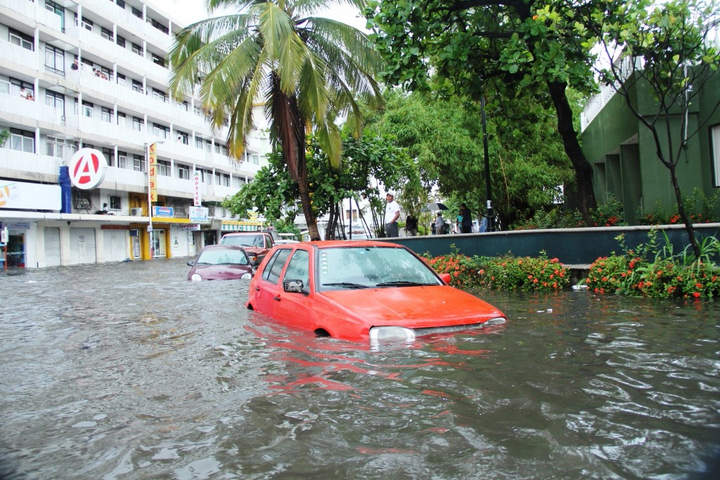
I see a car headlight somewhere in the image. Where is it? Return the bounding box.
[241,273,252,280]
[191,273,202,282]
[369,326,416,348]
[484,317,506,326]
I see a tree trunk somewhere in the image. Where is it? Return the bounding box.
[297,175,321,241]
[546,80,597,222]
[668,163,700,257]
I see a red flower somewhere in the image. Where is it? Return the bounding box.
[692,292,701,298]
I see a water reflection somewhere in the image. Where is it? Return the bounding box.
[1,259,719,479]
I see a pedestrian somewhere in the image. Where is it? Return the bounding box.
[405,214,418,236]
[434,212,445,235]
[459,203,472,233]
[384,192,400,237]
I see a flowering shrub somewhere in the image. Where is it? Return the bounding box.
[586,233,720,299]
[426,253,571,292]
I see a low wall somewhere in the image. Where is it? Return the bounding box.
[380,223,720,265]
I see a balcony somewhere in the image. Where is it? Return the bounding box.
[157,175,192,198]
[101,166,146,192]
[0,92,40,122]
[1,39,40,71]
[0,0,34,20]
[0,148,62,181]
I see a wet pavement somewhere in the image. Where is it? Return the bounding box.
[1,258,719,479]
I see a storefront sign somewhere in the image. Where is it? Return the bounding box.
[185,224,201,231]
[0,180,61,211]
[189,206,209,222]
[68,148,107,190]
[153,206,174,217]
[148,143,158,202]
[193,172,201,206]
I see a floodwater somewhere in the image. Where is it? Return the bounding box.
[1,259,719,480]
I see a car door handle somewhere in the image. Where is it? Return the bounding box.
[255,287,260,291]
[273,295,281,301]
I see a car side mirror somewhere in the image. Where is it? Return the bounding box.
[439,273,451,284]
[187,260,195,267]
[283,279,305,294]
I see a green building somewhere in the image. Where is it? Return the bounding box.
[580,70,720,223]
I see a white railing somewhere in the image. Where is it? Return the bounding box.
[0,149,61,178]
[1,39,39,70]
[0,0,33,19]
[0,92,40,118]
[101,166,146,189]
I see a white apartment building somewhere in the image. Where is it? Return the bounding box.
[0,0,271,269]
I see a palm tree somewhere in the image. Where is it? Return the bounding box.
[169,0,383,240]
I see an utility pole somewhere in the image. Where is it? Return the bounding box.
[481,94,494,231]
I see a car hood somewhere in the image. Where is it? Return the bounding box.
[190,264,252,280]
[320,285,504,328]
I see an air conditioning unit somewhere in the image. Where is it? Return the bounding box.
[130,208,143,216]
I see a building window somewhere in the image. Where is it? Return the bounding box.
[117,151,128,168]
[176,131,189,144]
[132,116,143,131]
[152,122,168,139]
[117,111,126,127]
[81,17,93,31]
[9,28,33,51]
[151,88,167,102]
[131,7,142,19]
[10,78,35,100]
[150,18,169,34]
[116,0,126,8]
[712,124,720,187]
[110,195,121,209]
[44,45,65,75]
[116,35,126,48]
[10,129,35,153]
[101,106,113,122]
[101,27,113,42]
[222,174,230,187]
[45,90,64,114]
[177,164,190,179]
[82,101,93,118]
[45,0,63,17]
[133,154,145,172]
[195,136,204,149]
[131,42,142,56]
[151,52,166,67]
[158,160,171,176]
[101,147,113,166]
[131,79,144,93]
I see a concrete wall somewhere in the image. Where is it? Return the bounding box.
[382,224,720,265]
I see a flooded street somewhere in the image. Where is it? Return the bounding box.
[1,258,719,479]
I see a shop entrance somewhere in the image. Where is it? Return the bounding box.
[152,229,167,258]
[7,233,25,268]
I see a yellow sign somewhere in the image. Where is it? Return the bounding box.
[149,143,158,202]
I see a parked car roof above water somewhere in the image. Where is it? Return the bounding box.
[187,245,254,281]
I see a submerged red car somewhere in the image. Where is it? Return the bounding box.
[187,245,254,281]
[246,240,506,346]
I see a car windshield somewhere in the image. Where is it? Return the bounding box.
[318,247,441,290]
[221,234,264,247]
[196,249,249,265]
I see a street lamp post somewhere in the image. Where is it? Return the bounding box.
[481,94,494,232]
[145,140,164,258]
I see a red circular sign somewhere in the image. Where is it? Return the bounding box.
[69,148,107,190]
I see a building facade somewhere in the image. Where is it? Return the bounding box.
[0,0,271,270]
[581,69,720,223]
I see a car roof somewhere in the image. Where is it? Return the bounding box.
[200,244,247,251]
[221,232,266,236]
[281,240,403,249]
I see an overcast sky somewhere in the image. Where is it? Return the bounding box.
[167,0,367,30]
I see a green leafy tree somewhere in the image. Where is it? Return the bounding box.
[584,0,720,256]
[366,0,599,220]
[170,0,383,240]
[365,90,574,228]
[223,135,418,238]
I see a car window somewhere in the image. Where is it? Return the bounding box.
[221,234,264,247]
[318,246,441,289]
[283,249,310,291]
[197,248,248,265]
[262,249,291,284]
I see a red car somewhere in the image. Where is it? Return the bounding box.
[219,232,274,265]
[187,245,254,281]
[246,240,506,347]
